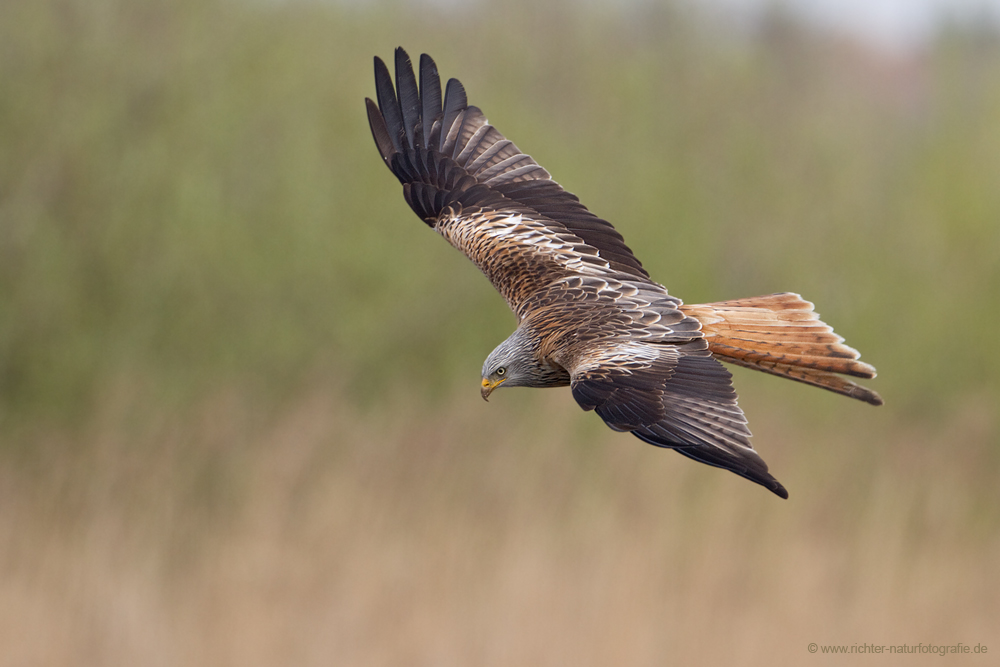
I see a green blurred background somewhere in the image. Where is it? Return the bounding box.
[1,0,997,664]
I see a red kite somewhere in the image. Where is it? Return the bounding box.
[366,48,881,498]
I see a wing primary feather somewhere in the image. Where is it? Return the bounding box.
[440,77,468,152]
[662,437,789,499]
[365,98,394,164]
[419,54,442,149]
[373,56,402,153]
[394,48,420,151]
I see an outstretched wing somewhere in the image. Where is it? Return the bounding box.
[569,340,788,498]
[366,48,651,317]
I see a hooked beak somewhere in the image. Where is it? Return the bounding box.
[481,377,506,401]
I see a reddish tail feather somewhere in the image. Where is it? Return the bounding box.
[681,293,883,406]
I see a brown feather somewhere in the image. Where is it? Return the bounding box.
[681,293,883,405]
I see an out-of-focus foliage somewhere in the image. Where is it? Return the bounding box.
[1,0,998,428]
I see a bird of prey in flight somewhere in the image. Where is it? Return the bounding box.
[365,48,881,498]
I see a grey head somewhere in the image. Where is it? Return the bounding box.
[480,327,570,400]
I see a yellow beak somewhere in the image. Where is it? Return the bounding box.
[481,377,506,401]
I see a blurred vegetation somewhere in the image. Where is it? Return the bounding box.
[1,0,998,430]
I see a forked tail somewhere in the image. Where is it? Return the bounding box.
[680,293,883,406]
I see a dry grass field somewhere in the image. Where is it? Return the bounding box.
[1,385,997,665]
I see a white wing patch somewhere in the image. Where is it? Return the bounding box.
[437,210,610,274]
[572,340,672,375]
[433,209,616,313]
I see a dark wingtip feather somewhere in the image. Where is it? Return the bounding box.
[374,56,402,153]
[648,432,789,499]
[366,98,395,164]
[394,47,420,151]
[419,54,442,148]
[440,77,468,151]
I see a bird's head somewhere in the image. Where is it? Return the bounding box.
[480,335,532,401]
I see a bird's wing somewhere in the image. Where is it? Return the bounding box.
[366,48,652,317]
[568,339,788,498]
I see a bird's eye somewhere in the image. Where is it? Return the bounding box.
[496,367,506,376]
